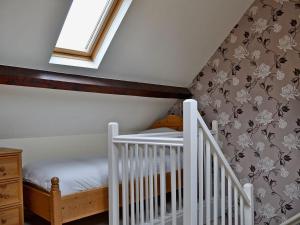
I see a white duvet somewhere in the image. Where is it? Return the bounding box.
[23,155,177,196]
[23,157,112,196]
[23,128,180,196]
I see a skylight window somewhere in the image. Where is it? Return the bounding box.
[50,0,132,69]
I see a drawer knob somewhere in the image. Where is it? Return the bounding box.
[1,218,7,224]
[0,167,6,177]
[0,193,9,199]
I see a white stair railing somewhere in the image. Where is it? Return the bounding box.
[183,99,254,225]
[280,213,300,225]
[109,99,254,225]
[109,125,184,225]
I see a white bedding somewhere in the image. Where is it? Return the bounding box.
[23,155,176,196]
[23,127,179,196]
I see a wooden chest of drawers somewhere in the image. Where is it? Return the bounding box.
[0,148,23,225]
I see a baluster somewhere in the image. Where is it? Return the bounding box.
[234,187,238,225]
[198,128,204,225]
[243,184,254,225]
[205,140,211,225]
[160,146,166,224]
[135,144,140,224]
[213,153,218,225]
[122,144,129,225]
[139,146,144,225]
[171,146,177,225]
[145,145,149,222]
[228,177,232,225]
[240,197,244,225]
[108,123,119,225]
[149,146,154,224]
[221,165,225,225]
[177,146,182,210]
[154,146,158,219]
[129,146,135,225]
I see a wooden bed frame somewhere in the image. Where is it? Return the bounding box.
[23,115,183,225]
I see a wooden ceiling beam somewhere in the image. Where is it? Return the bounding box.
[0,65,191,99]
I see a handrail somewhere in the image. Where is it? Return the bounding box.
[113,135,183,145]
[196,112,251,206]
[280,213,300,225]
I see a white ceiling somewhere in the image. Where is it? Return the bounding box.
[0,0,254,139]
[0,0,253,86]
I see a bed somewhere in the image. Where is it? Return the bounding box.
[23,115,183,225]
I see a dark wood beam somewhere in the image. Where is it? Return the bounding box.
[0,65,191,99]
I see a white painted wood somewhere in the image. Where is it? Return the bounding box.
[213,153,218,225]
[139,146,144,225]
[144,145,149,222]
[240,197,244,225]
[221,165,225,225]
[177,146,182,210]
[198,128,204,225]
[280,213,300,225]
[149,146,154,224]
[108,99,254,225]
[160,147,166,224]
[171,147,177,225]
[129,146,135,225]
[134,144,140,224]
[108,122,120,225]
[205,140,211,225]
[153,146,158,219]
[228,177,232,225]
[234,187,238,225]
[122,144,129,225]
[211,120,218,143]
[196,112,250,206]
[244,184,254,225]
[183,99,198,225]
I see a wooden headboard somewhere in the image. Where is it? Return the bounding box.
[150,115,183,131]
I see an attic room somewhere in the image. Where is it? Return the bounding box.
[0,0,299,225]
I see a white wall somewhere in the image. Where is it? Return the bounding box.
[0,85,175,164]
[0,134,105,166]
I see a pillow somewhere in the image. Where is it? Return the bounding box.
[139,127,177,134]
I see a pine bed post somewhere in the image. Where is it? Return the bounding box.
[183,99,198,225]
[50,177,62,225]
[108,122,119,225]
[244,183,254,225]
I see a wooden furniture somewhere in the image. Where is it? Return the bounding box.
[23,115,183,225]
[150,115,183,131]
[0,148,23,225]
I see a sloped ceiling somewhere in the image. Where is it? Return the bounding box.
[0,0,254,139]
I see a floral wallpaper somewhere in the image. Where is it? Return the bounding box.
[169,0,300,224]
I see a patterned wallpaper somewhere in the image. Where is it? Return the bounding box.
[169,0,300,224]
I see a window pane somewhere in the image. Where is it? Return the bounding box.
[56,0,111,53]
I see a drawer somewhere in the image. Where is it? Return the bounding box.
[0,206,22,225]
[0,181,21,207]
[0,156,20,180]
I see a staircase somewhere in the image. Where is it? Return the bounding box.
[108,99,254,225]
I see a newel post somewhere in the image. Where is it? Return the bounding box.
[183,99,198,225]
[108,122,119,225]
[244,183,254,225]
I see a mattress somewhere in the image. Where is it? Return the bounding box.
[23,128,180,196]
[23,154,177,196]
